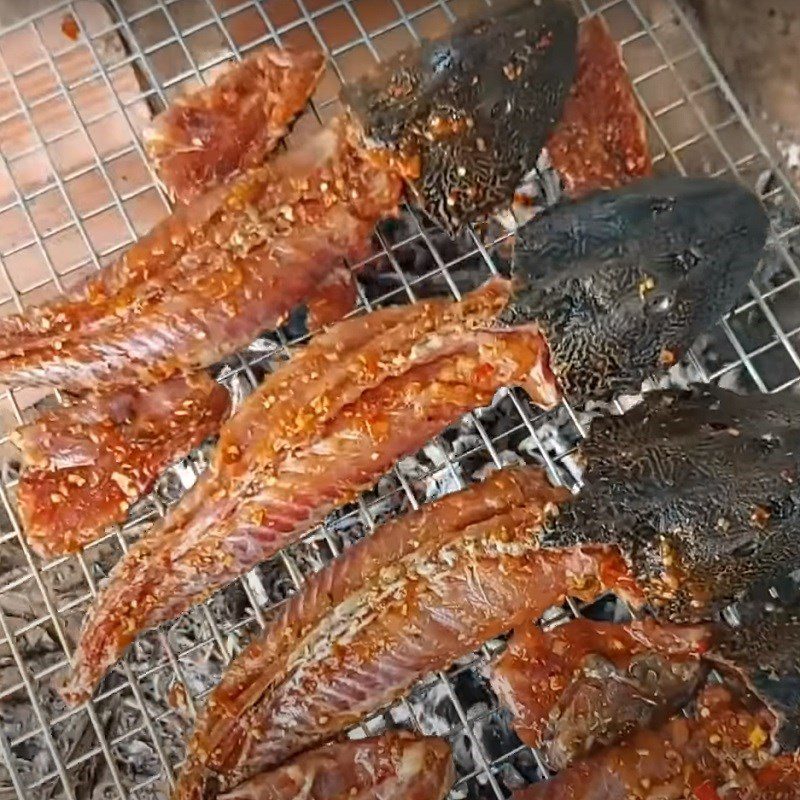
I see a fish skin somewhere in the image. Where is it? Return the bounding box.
[545,384,800,620]
[171,467,640,800]
[61,283,560,706]
[218,732,454,800]
[14,373,230,558]
[144,45,325,204]
[490,617,710,769]
[342,0,578,232]
[505,177,769,401]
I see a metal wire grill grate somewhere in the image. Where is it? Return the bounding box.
[0,0,799,798]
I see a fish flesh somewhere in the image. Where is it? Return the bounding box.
[14,374,230,558]
[219,732,453,800]
[546,16,652,198]
[61,282,559,704]
[305,266,360,331]
[507,15,652,228]
[490,610,800,768]
[489,618,710,769]
[63,176,768,702]
[0,118,402,393]
[513,686,780,800]
[144,45,325,204]
[173,467,641,800]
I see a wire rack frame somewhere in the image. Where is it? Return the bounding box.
[0,0,798,798]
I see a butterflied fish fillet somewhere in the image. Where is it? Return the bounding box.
[144,45,325,204]
[0,119,402,393]
[62,281,561,704]
[513,686,780,800]
[490,618,710,769]
[172,466,640,800]
[14,374,230,558]
[220,732,453,800]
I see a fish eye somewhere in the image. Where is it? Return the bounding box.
[430,46,456,73]
[675,248,702,272]
[650,197,676,215]
[646,293,674,314]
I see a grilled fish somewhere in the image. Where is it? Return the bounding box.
[0,119,402,392]
[505,177,769,400]
[7,1,578,555]
[14,374,230,558]
[61,282,557,704]
[19,5,651,561]
[513,686,781,800]
[545,384,800,747]
[0,0,577,394]
[144,45,325,204]
[63,177,768,703]
[173,467,640,800]
[219,732,453,800]
[490,618,710,769]
[176,381,800,797]
[341,0,577,232]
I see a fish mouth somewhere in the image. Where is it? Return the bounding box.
[340,0,578,232]
[503,176,770,401]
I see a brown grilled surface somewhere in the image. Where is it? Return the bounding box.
[219,732,453,800]
[174,467,645,800]
[490,618,710,770]
[0,118,401,393]
[513,686,778,800]
[13,374,230,558]
[304,265,359,331]
[546,15,653,198]
[61,282,561,706]
[144,45,324,205]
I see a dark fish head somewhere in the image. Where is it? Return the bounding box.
[546,384,800,622]
[503,177,769,402]
[341,0,578,232]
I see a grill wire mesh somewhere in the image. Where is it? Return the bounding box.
[0,0,799,798]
